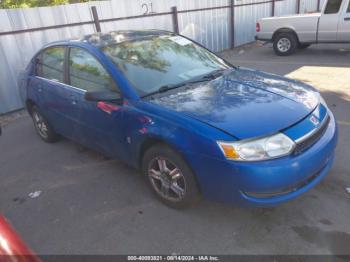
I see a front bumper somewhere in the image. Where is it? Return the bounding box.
[187,112,338,207]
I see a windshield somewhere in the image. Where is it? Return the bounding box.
[101,35,231,96]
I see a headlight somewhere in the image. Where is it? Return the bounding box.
[217,133,295,161]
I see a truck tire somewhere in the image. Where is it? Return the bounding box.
[298,43,311,49]
[273,33,298,56]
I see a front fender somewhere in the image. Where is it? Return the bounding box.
[123,101,234,169]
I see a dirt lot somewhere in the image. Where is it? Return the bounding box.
[0,43,350,255]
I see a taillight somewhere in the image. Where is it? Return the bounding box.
[256,22,260,32]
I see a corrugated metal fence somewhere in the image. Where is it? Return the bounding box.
[0,0,323,114]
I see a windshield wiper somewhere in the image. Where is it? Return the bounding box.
[141,68,228,98]
[141,78,210,98]
[199,68,226,80]
[141,82,189,98]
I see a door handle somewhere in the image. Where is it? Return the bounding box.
[345,17,350,21]
[37,83,43,93]
[70,95,78,105]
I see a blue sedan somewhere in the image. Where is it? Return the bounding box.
[20,30,338,208]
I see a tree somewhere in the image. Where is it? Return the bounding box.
[0,0,91,9]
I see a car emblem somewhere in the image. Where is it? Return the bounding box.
[310,115,319,126]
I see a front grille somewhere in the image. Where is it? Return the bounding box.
[294,115,330,155]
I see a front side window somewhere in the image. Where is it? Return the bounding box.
[102,35,230,96]
[36,47,65,82]
[69,47,118,92]
[324,0,342,14]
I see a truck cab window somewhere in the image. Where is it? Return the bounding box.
[324,0,342,14]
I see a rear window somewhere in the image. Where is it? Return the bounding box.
[36,47,65,82]
[324,0,342,14]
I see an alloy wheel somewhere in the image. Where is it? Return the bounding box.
[148,157,186,202]
[33,111,49,139]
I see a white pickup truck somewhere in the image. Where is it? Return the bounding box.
[255,0,350,55]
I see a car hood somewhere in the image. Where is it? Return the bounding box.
[149,68,319,139]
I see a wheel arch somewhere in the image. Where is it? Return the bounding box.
[272,28,300,43]
[25,99,36,116]
[138,136,183,170]
[137,136,202,193]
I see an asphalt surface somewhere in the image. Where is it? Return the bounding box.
[1,43,350,255]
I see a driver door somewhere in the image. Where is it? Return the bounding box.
[337,0,350,41]
[67,47,127,159]
[318,0,343,41]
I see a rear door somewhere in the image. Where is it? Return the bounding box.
[66,46,127,158]
[33,46,78,138]
[337,0,350,41]
[318,0,343,41]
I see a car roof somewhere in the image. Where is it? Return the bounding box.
[44,30,175,49]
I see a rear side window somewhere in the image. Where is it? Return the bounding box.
[36,47,65,82]
[68,47,118,92]
[324,0,342,14]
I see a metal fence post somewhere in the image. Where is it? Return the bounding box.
[171,6,179,34]
[230,0,235,49]
[296,0,301,14]
[272,0,275,16]
[91,6,101,33]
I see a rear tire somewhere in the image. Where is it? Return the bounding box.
[273,33,298,56]
[31,105,60,143]
[142,144,201,209]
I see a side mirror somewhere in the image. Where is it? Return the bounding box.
[84,91,123,104]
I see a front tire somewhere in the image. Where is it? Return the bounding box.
[273,33,298,56]
[142,144,200,208]
[31,106,60,143]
